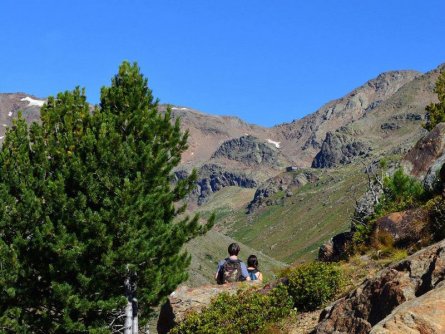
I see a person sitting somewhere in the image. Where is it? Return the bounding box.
[215,243,249,284]
[247,254,263,282]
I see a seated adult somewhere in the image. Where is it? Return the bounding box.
[215,243,249,284]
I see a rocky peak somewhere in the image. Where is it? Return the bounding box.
[273,70,421,166]
[211,135,284,167]
[311,131,371,168]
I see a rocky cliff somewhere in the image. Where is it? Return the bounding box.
[273,70,422,166]
[176,164,258,205]
[212,135,286,167]
[312,131,371,168]
[314,239,445,334]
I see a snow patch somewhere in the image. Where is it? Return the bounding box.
[2,124,8,127]
[21,96,45,107]
[8,112,12,117]
[267,139,281,148]
[0,136,4,140]
[172,107,189,111]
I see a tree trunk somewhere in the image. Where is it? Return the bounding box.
[124,298,133,334]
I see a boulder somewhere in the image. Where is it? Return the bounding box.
[313,239,445,334]
[373,208,430,248]
[157,278,288,334]
[157,283,241,333]
[318,232,353,262]
[402,123,445,191]
[370,282,445,334]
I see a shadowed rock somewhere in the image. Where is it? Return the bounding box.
[313,239,445,334]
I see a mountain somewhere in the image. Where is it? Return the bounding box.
[271,70,422,166]
[0,63,443,280]
[0,93,45,141]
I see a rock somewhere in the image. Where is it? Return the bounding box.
[247,171,317,213]
[318,232,353,262]
[405,113,423,121]
[313,239,445,334]
[212,135,283,167]
[176,164,257,205]
[373,208,430,248]
[158,278,289,334]
[370,282,445,334]
[380,122,401,131]
[402,123,445,191]
[312,132,371,168]
[157,284,241,334]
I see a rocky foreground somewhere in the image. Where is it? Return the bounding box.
[314,239,445,334]
[158,239,445,334]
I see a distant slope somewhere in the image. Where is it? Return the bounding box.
[271,70,421,166]
[1,62,443,285]
[0,93,44,142]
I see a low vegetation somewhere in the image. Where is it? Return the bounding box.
[426,196,445,241]
[172,261,343,333]
[284,262,343,312]
[374,168,425,217]
[170,285,293,334]
[424,70,445,131]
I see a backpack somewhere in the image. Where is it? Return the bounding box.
[248,269,258,281]
[218,258,242,284]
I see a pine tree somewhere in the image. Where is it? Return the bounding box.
[424,70,445,131]
[0,62,213,333]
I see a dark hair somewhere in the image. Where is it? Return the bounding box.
[247,255,258,268]
[228,243,240,256]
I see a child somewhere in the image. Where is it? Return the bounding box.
[247,255,263,282]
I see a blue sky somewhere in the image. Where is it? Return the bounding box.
[1,1,444,127]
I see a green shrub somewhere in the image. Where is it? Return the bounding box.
[424,70,445,131]
[170,284,293,334]
[375,168,425,217]
[285,262,343,312]
[426,196,445,241]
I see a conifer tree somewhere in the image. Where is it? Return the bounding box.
[425,70,445,131]
[0,62,212,333]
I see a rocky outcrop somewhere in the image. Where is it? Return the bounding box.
[312,132,371,168]
[175,164,258,205]
[157,283,241,334]
[370,282,445,334]
[158,279,287,334]
[247,171,318,213]
[313,239,445,334]
[274,70,421,166]
[402,123,445,191]
[373,208,430,248]
[212,135,283,167]
[318,232,353,262]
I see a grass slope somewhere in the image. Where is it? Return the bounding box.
[215,165,368,264]
[184,187,286,287]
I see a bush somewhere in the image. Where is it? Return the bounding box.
[424,70,445,131]
[286,262,343,312]
[426,196,445,241]
[170,284,293,334]
[375,168,425,216]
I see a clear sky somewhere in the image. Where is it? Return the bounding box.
[1,1,444,127]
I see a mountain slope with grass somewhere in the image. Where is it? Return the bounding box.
[1,64,443,289]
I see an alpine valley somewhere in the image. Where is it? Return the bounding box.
[1,63,443,288]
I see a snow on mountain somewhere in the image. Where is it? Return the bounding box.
[21,96,45,107]
[267,139,281,148]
